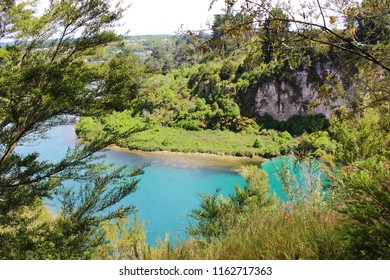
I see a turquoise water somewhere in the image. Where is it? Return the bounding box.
[261,155,327,202]
[15,125,249,244]
[105,149,248,243]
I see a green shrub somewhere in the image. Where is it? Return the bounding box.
[220,60,236,81]
[253,139,263,148]
[281,131,292,140]
[335,157,390,260]
[177,120,202,131]
[161,138,173,146]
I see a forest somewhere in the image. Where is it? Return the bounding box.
[0,0,389,260]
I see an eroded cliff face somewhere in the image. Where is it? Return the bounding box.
[251,63,354,121]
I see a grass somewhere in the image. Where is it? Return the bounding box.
[124,127,264,156]
[76,115,297,158]
[190,205,344,260]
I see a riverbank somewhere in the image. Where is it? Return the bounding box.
[106,145,265,171]
[76,116,298,159]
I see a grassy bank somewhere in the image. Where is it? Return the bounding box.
[76,113,298,158]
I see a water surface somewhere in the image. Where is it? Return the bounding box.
[16,124,265,244]
[17,124,319,245]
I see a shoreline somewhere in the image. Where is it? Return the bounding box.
[105,145,265,171]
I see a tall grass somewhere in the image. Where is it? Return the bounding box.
[193,205,343,259]
[139,202,344,260]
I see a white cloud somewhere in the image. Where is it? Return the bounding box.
[121,0,225,35]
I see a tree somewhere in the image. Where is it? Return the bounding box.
[328,108,389,165]
[0,0,144,259]
[351,0,390,45]
[219,59,236,80]
[261,8,290,64]
[211,14,230,57]
[210,0,389,72]
[101,54,144,111]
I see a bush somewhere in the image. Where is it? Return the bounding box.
[220,60,236,81]
[181,166,344,260]
[336,157,390,260]
[177,120,202,131]
[161,138,173,146]
[253,139,263,148]
[258,114,329,136]
[281,131,292,140]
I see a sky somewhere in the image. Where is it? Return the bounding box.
[32,0,316,36]
[120,0,226,35]
[32,0,324,37]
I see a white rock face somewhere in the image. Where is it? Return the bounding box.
[252,63,354,121]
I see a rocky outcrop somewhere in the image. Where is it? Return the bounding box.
[251,63,355,121]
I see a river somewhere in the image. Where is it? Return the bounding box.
[16,123,290,245]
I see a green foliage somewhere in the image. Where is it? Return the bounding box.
[76,117,105,140]
[261,8,291,64]
[83,0,388,261]
[219,97,240,121]
[294,131,337,160]
[187,189,227,239]
[144,203,344,260]
[280,131,292,140]
[278,157,331,212]
[0,198,54,259]
[220,60,236,80]
[100,54,144,111]
[335,157,390,259]
[252,138,263,148]
[215,0,389,72]
[188,166,275,240]
[329,108,389,165]
[92,215,146,260]
[1,0,386,261]
[326,107,389,260]
[176,120,202,131]
[233,116,260,133]
[0,160,145,259]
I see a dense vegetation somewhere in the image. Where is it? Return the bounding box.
[1,0,389,260]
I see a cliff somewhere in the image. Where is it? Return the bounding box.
[247,62,356,122]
